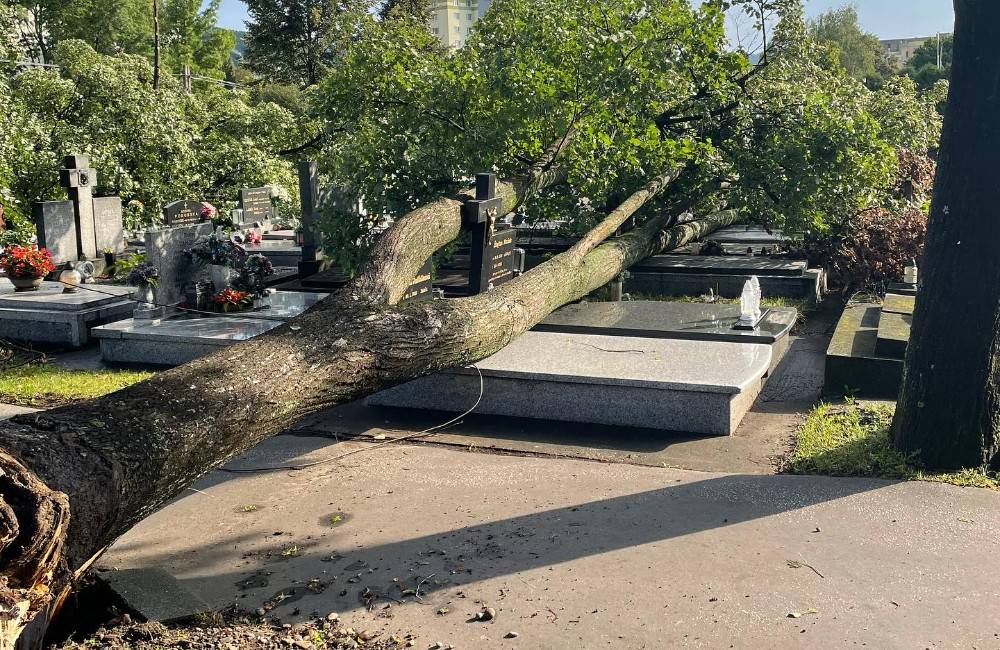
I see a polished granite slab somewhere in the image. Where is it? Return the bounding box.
[246,290,327,319]
[534,301,797,344]
[630,255,807,277]
[0,280,132,311]
[93,315,279,343]
[369,331,773,435]
[705,225,786,245]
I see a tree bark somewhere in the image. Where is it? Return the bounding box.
[0,165,734,646]
[892,0,1000,469]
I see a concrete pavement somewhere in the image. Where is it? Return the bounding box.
[103,435,1000,649]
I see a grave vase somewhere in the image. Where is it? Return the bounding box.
[208,264,235,291]
[10,276,44,292]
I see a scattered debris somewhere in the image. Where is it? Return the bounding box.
[52,606,412,649]
[469,606,496,622]
[505,631,519,639]
[786,560,825,578]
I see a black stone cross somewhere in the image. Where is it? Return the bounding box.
[58,154,99,260]
[463,173,509,294]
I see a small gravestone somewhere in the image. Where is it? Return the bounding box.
[238,187,274,223]
[59,155,99,259]
[33,201,78,263]
[93,196,124,254]
[163,200,203,226]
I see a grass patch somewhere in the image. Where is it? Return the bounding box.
[0,361,154,406]
[789,402,1000,490]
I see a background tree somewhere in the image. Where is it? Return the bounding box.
[903,33,952,89]
[806,5,896,89]
[892,1,1000,469]
[1,40,299,229]
[160,0,237,79]
[242,0,369,87]
[378,0,433,22]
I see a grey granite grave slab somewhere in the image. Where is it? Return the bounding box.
[34,200,78,263]
[263,229,296,241]
[881,293,915,316]
[90,292,325,365]
[94,315,281,365]
[368,331,773,435]
[102,568,211,622]
[631,254,807,277]
[93,196,125,254]
[145,222,214,306]
[0,279,135,347]
[535,301,796,345]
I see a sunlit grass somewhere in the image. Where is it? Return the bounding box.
[789,402,1000,490]
[0,362,154,406]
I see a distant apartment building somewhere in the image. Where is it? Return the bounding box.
[881,34,949,65]
[430,0,491,48]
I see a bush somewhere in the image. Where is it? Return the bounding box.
[806,207,927,293]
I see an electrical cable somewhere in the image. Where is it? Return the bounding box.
[217,365,485,474]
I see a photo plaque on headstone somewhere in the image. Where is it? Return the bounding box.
[163,200,204,226]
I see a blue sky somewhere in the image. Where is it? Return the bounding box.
[216,0,954,41]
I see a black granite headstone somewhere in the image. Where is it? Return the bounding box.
[462,173,509,294]
[163,200,204,226]
[238,187,274,223]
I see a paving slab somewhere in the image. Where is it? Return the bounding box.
[104,436,1000,650]
[101,567,212,622]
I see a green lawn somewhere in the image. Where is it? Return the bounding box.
[0,362,154,406]
[788,402,1000,490]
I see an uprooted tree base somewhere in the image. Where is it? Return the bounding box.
[0,168,736,647]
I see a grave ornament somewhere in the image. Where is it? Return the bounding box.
[735,276,766,330]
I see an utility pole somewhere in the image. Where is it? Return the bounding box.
[152,0,161,89]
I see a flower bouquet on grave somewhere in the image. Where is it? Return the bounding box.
[186,231,248,290]
[0,245,56,291]
[234,253,274,298]
[213,287,254,313]
[244,229,263,247]
[125,261,160,314]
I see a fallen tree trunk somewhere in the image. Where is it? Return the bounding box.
[0,175,734,647]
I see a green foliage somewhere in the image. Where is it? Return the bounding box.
[315,203,383,277]
[1,40,299,228]
[378,0,432,23]
[806,6,896,89]
[161,0,237,79]
[902,34,952,89]
[243,0,370,87]
[790,402,1000,489]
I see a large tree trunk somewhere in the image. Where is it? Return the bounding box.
[892,0,1000,469]
[0,164,735,646]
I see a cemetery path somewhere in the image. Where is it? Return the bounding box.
[102,435,1000,649]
